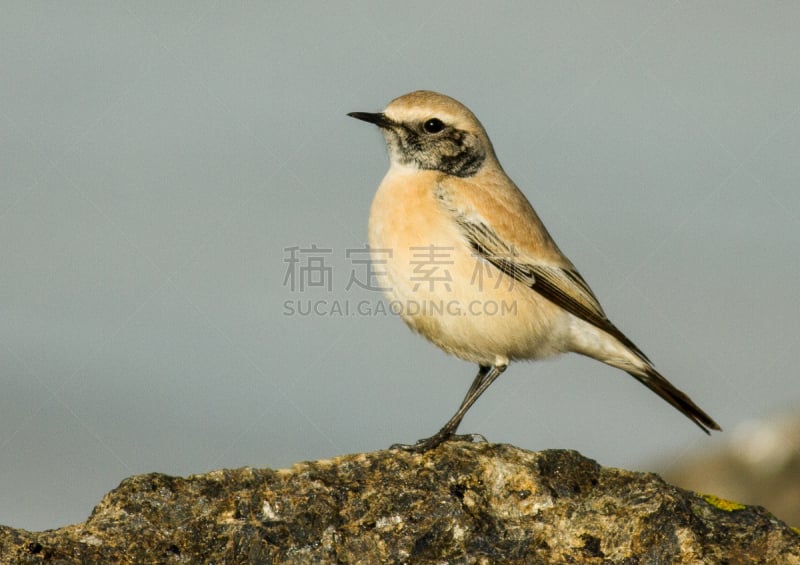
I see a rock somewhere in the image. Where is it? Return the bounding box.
[661,410,800,527]
[0,443,797,563]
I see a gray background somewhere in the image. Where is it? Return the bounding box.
[2,2,798,531]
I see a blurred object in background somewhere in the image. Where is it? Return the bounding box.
[660,409,800,526]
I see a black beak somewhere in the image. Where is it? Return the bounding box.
[347,112,394,129]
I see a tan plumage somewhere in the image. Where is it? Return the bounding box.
[349,90,720,451]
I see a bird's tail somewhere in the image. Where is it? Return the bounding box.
[626,366,721,434]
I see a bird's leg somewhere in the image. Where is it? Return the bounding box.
[392,363,507,452]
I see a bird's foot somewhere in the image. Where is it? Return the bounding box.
[390,432,488,453]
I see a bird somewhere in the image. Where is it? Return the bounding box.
[348,90,721,452]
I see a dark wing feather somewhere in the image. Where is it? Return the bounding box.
[456,216,652,364]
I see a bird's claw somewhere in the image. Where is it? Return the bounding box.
[390,432,488,453]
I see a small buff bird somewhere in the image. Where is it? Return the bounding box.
[349,90,720,452]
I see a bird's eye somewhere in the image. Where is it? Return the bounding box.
[422,118,445,134]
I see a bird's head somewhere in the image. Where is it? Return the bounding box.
[349,90,496,178]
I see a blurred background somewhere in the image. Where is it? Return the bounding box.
[1,2,798,531]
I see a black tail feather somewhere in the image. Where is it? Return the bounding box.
[626,367,721,434]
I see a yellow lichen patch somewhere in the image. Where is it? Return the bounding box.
[792,526,800,536]
[701,494,746,512]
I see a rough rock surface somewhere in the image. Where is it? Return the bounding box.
[0,443,797,564]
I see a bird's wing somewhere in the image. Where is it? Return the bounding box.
[450,206,652,364]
